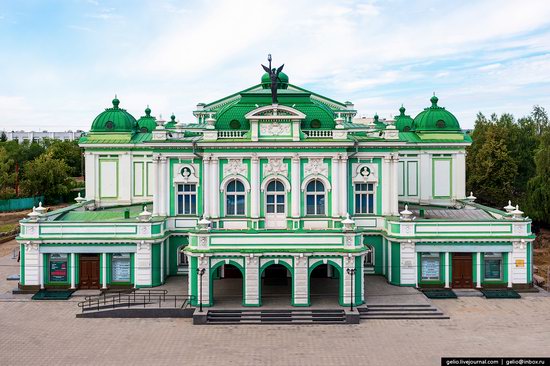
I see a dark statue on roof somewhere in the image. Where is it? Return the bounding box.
[261,54,284,104]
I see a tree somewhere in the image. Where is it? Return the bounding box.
[0,147,16,199]
[20,151,73,201]
[0,131,6,142]
[526,131,550,225]
[47,140,83,176]
[467,125,518,207]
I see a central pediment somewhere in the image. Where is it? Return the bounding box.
[245,104,306,121]
[245,105,305,142]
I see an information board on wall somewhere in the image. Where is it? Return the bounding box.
[50,261,67,282]
[112,258,131,282]
[422,258,439,280]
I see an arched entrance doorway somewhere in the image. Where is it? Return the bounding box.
[260,263,293,306]
[309,262,342,306]
[210,263,244,306]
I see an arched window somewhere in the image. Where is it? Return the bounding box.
[306,179,325,215]
[226,179,246,216]
[266,180,285,214]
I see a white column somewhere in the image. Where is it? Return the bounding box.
[391,155,399,215]
[211,157,220,218]
[159,157,168,216]
[70,253,76,289]
[339,155,348,216]
[455,151,466,199]
[160,240,164,282]
[244,257,259,306]
[476,252,481,288]
[294,256,308,305]
[382,157,391,215]
[444,252,450,288]
[84,152,95,200]
[39,253,44,289]
[506,252,514,288]
[203,156,210,218]
[250,155,260,219]
[331,156,340,218]
[387,241,392,283]
[152,157,160,216]
[291,154,300,218]
[133,254,137,288]
[102,252,107,289]
[414,251,419,288]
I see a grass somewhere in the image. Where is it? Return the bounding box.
[0,223,18,233]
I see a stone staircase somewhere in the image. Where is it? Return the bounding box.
[359,304,449,320]
[205,309,347,324]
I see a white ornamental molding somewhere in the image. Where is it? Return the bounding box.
[138,241,151,252]
[263,158,288,178]
[402,241,415,250]
[173,164,199,184]
[25,242,38,252]
[246,254,258,265]
[259,122,291,136]
[198,236,209,249]
[304,158,328,177]
[513,240,526,250]
[512,223,527,235]
[352,163,378,183]
[401,223,414,235]
[223,159,248,178]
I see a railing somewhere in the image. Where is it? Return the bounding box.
[303,130,333,138]
[77,289,195,314]
[218,130,246,139]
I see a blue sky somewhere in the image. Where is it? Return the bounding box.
[1,0,550,131]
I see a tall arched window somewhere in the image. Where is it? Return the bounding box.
[226,179,246,216]
[306,179,325,215]
[266,180,285,214]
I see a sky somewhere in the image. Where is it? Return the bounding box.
[1,0,550,131]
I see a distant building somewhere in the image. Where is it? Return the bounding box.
[2,130,84,143]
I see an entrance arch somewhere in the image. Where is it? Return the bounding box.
[260,261,293,306]
[210,260,245,306]
[308,260,343,306]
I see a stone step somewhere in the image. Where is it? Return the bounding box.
[206,309,346,324]
[361,315,450,320]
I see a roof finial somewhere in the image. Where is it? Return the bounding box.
[112,94,120,109]
[430,93,438,107]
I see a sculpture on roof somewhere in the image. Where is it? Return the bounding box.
[261,54,284,104]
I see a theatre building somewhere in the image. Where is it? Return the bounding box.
[17,64,534,307]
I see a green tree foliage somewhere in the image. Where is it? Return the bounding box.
[0,131,6,142]
[46,140,83,176]
[526,131,550,224]
[0,147,16,199]
[20,151,73,200]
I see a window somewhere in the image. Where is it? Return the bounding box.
[226,179,246,216]
[306,179,325,215]
[484,253,503,280]
[111,253,131,282]
[310,119,321,128]
[364,246,374,267]
[436,119,446,128]
[176,184,197,215]
[355,183,375,214]
[421,253,440,281]
[266,180,285,214]
[49,253,68,282]
[105,121,114,130]
[229,119,241,129]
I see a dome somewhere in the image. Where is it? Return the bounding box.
[165,114,177,129]
[412,95,461,132]
[394,105,414,132]
[373,113,386,130]
[136,105,157,133]
[261,71,289,89]
[90,97,138,133]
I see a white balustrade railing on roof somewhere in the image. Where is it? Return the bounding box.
[218,130,246,139]
[303,130,333,138]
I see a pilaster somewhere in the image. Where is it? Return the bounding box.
[339,155,348,216]
[203,155,211,218]
[331,156,340,218]
[245,255,260,306]
[211,157,220,218]
[291,154,300,218]
[251,154,260,219]
[293,255,308,305]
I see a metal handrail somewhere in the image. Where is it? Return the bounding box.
[77,291,195,313]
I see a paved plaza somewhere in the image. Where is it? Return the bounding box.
[1,248,550,365]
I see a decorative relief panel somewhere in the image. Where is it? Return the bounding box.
[223,159,248,178]
[173,163,199,184]
[304,158,328,177]
[259,122,291,136]
[352,163,378,183]
[263,158,288,178]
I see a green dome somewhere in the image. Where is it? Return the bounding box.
[413,95,461,132]
[165,113,177,129]
[136,105,157,133]
[261,71,289,89]
[373,113,386,130]
[394,105,414,132]
[90,97,138,133]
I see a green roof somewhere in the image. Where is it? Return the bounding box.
[394,106,414,132]
[90,97,138,133]
[136,106,157,133]
[413,95,461,132]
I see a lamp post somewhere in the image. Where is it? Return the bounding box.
[197,268,205,312]
[346,268,356,311]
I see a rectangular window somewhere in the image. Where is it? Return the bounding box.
[111,253,131,283]
[355,183,375,214]
[484,253,503,280]
[176,184,197,215]
[49,253,68,282]
[421,253,440,281]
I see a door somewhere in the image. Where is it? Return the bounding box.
[452,253,473,288]
[79,254,100,289]
[265,180,286,229]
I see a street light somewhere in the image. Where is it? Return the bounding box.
[197,268,205,312]
[347,268,356,311]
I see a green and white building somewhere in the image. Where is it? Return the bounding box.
[17,67,535,307]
